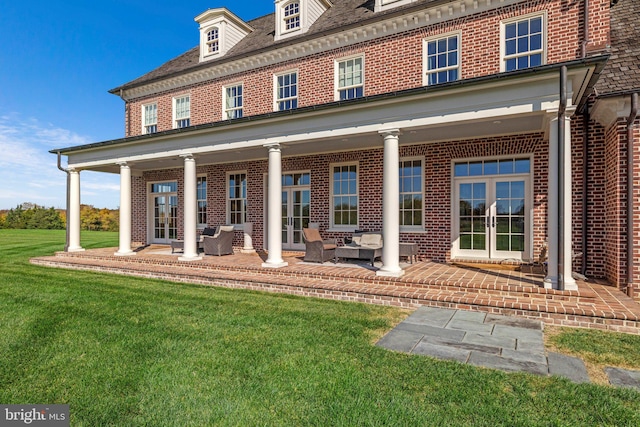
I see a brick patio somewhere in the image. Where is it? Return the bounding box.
[30,246,640,334]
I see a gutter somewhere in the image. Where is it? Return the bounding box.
[626,92,638,297]
[56,151,70,252]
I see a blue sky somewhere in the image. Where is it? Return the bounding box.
[0,0,272,210]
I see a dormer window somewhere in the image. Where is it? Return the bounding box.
[195,8,253,63]
[374,0,417,13]
[274,0,330,41]
[206,28,219,53]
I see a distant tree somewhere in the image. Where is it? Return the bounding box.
[0,211,6,229]
[2,203,65,230]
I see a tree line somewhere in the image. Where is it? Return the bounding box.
[0,203,119,232]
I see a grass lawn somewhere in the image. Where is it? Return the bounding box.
[1,229,640,426]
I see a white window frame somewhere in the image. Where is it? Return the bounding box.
[142,102,157,135]
[274,70,299,111]
[206,27,220,55]
[399,157,424,231]
[197,174,207,228]
[422,31,461,86]
[500,11,547,72]
[334,55,365,101]
[172,95,190,129]
[227,171,247,225]
[222,83,243,120]
[329,162,359,230]
[283,1,301,33]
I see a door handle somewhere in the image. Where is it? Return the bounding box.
[492,216,495,228]
[486,216,490,228]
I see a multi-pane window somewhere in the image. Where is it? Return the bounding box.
[399,159,423,227]
[331,164,358,227]
[503,15,544,71]
[143,103,157,134]
[337,57,364,100]
[228,172,247,225]
[276,72,298,111]
[224,84,243,119]
[284,2,300,30]
[174,96,190,128]
[197,176,207,226]
[424,34,459,85]
[207,28,219,53]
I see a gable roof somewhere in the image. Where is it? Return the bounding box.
[109,0,446,94]
[595,0,640,96]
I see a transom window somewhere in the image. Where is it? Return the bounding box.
[276,71,298,111]
[454,158,531,177]
[197,176,207,226]
[143,103,157,134]
[284,2,300,31]
[224,84,243,119]
[173,95,190,129]
[424,34,460,85]
[206,28,219,53]
[399,159,423,227]
[331,163,358,227]
[502,14,544,71]
[228,172,247,225]
[336,57,364,101]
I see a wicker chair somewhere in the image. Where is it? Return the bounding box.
[202,225,234,256]
[302,228,336,263]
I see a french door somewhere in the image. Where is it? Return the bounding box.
[282,187,310,250]
[150,182,178,244]
[454,177,529,261]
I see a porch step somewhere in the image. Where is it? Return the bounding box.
[30,250,640,334]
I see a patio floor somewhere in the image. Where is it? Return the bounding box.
[31,245,640,334]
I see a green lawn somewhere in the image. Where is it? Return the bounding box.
[1,229,640,426]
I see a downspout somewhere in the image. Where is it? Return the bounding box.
[558,66,567,290]
[56,151,70,252]
[626,92,638,297]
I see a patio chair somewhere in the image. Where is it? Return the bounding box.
[302,228,337,263]
[202,225,234,256]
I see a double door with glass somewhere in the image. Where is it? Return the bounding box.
[281,173,310,250]
[150,182,178,244]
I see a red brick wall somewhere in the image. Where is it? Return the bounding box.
[125,0,593,137]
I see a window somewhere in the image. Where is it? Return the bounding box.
[206,28,219,53]
[143,103,157,134]
[502,14,545,72]
[331,163,358,227]
[399,159,423,228]
[284,2,300,31]
[336,56,364,101]
[424,33,460,85]
[454,158,531,177]
[197,176,207,226]
[223,84,243,119]
[275,71,298,111]
[228,172,247,225]
[173,95,190,128]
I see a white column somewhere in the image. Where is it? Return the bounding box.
[561,114,577,290]
[262,144,288,268]
[377,129,404,277]
[545,116,559,289]
[179,154,202,261]
[115,162,135,256]
[241,222,255,253]
[67,168,84,252]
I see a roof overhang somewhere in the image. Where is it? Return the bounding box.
[54,57,607,174]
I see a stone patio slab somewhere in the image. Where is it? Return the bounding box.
[450,310,488,323]
[395,322,465,342]
[468,351,549,376]
[547,352,590,383]
[501,348,548,365]
[403,306,457,328]
[462,332,516,350]
[375,329,423,353]
[412,341,471,362]
[492,324,544,341]
[447,319,494,334]
[419,334,502,355]
[485,314,543,330]
[605,367,640,390]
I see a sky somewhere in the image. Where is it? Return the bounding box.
[0,0,273,210]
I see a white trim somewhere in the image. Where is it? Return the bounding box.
[422,30,462,86]
[273,69,299,111]
[196,174,207,228]
[334,54,365,101]
[172,94,191,129]
[329,161,359,229]
[499,11,547,72]
[399,156,425,232]
[147,180,179,245]
[226,170,248,225]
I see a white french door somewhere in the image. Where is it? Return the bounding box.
[282,187,310,251]
[453,176,530,261]
[149,182,178,244]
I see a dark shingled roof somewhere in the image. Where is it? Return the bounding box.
[110,0,445,93]
[595,0,640,95]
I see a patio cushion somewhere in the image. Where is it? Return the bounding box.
[360,233,382,247]
[323,243,337,250]
[303,227,322,242]
[352,235,362,245]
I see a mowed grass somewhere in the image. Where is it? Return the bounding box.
[1,229,640,426]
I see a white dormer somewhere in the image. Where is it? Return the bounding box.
[274,0,331,42]
[195,8,253,62]
[374,0,417,13]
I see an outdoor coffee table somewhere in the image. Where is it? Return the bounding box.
[399,242,418,264]
[170,239,204,253]
[335,246,382,266]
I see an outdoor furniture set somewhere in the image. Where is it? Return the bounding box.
[171,225,234,256]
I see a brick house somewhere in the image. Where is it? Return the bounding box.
[52,0,639,292]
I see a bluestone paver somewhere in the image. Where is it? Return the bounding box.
[412,341,470,362]
[501,348,548,365]
[605,367,640,390]
[468,351,549,376]
[492,324,543,341]
[451,310,487,323]
[462,332,516,350]
[395,321,465,342]
[447,319,494,334]
[547,352,590,383]
[485,314,543,330]
[375,329,423,353]
[403,306,456,327]
[419,334,502,355]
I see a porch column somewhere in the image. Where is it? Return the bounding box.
[545,116,559,289]
[377,129,404,277]
[262,144,288,268]
[179,154,202,261]
[115,162,135,256]
[67,168,84,252]
[560,112,577,290]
